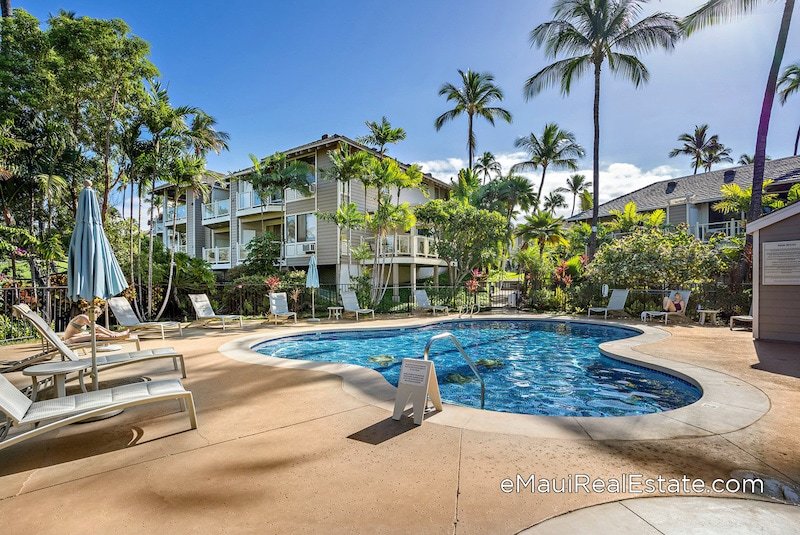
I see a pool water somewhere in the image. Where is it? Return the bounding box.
[253,319,702,417]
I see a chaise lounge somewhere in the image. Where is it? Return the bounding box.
[641,290,692,325]
[587,289,629,319]
[108,296,183,339]
[415,289,449,316]
[0,373,196,452]
[340,290,375,321]
[267,292,298,324]
[13,304,186,398]
[188,294,244,331]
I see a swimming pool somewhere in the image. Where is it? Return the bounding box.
[253,319,702,417]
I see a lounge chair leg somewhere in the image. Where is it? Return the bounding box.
[185,394,198,429]
[221,318,227,331]
[160,325,165,340]
[179,356,187,379]
[78,370,88,393]
[30,377,39,402]
[178,323,183,337]
[173,357,179,371]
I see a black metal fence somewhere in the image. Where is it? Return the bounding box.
[0,286,72,343]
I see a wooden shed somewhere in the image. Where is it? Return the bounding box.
[747,202,800,342]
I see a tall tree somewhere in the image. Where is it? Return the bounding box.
[778,62,800,155]
[526,0,681,256]
[257,152,313,252]
[512,123,584,207]
[542,190,568,214]
[494,174,537,225]
[358,116,406,155]
[563,173,587,216]
[684,0,795,224]
[516,211,568,254]
[435,69,512,168]
[188,111,230,157]
[474,151,502,184]
[669,124,724,174]
[450,168,482,204]
[1,0,10,18]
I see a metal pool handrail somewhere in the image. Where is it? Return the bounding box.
[422,332,485,409]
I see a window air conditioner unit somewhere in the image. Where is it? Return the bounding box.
[303,243,316,254]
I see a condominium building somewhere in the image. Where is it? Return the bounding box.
[152,134,451,292]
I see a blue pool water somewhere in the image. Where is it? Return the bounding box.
[253,320,702,417]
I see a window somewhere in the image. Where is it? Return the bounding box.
[286,213,316,243]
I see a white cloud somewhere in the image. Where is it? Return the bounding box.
[415,152,681,219]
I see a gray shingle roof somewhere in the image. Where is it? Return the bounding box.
[568,155,800,222]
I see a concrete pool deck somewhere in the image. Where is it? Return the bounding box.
[0,313,798,534]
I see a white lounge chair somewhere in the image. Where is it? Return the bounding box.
[587,289,629,319]
[108,296,183,339]
[340,290,375,321]
[0,373,196,452]
[730,305,753,330]
[188,294,243,330]
[268,292,297,324]
[12,304,186,397]
[642,290,692,325]
[415,290,448,316]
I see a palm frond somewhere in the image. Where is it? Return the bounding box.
[682,0,762,36]
[523,55,592,98]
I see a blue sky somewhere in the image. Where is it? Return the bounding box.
[20,0,800,208]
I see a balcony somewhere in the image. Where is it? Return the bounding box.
[165,204,187,223]
[237,191,282,215]
[696,220,744,241]
[285,182,316,203]
[203,246,231,266]
[353,234,439,260]
[283,241,316,258]
[202,199,230,223]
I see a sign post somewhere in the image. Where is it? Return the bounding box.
[392,358,442,425]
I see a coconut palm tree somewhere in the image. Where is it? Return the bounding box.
[701,143,734,172]
[512,123,584,208]
[257,152,313,247]
[563,174,588,216]
[474,151,502,184]
[542,191,568,215]
[669,124,724,174]
[495,174,537,224]
[516,211,568,254]
[684,0,796,224]
[451,168,482,204]
[435,69,512,168]
[778,62,800,155]
[155,155,212,320]
[525,0,681,256]
[188,111,230,157]
[738,153,772,165]
[358,117,406,155]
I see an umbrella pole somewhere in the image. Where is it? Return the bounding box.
[90,305,99,390]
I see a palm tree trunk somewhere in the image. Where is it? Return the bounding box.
[146,187,156,319]
[536,167,548,210]
[155,190,179,320]
[750,0,795,224]
[571,193,576,216]
[135,181,144,317]
[128,177,136,311]
[467,113,474,169]
[1,0,11,17]
[794,122,799,156]
[588,62,602,258]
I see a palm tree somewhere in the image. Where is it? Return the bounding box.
[739,153,771,165]
[358,117,406,155]
[778,62,800,155]
[451,168,482,204]
[155,156,211,320]
[579,188,593,212]
[495,174,537,224]
[258,152,313,248]
[187,111,230,157]
[669,124,724,174]
[563,174,587,216]
[606,201,665,232]
[517,211,568,254]
[474,151,502,184]
[512,123,584,208]
[542,191,568,214]
[526,0,681,256]
[701,143,734,172]
[435,69,512,168]
[712,180,784,216]
[684,0,795,224]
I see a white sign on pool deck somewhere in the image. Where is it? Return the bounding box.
[762,241,800,285]
[392,358,443,425]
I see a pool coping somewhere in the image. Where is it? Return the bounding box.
[218,314,769,441]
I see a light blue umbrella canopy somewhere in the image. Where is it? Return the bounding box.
[67,180,129,390]
[68,180,128,302]
[305,254,320,289]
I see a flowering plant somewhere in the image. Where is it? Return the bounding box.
[264,275,281,292]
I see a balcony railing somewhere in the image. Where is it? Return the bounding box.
[283,241,316,257]
[165,204,187,222]
[354,234,439,259]
[237,191,282,212]
[285,182,316,202]
[696,220,744,241]
[203,246,231,265]
[202,199,230,221]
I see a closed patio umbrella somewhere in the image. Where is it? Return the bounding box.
[67,180,129,390]
[306,254,320,322]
